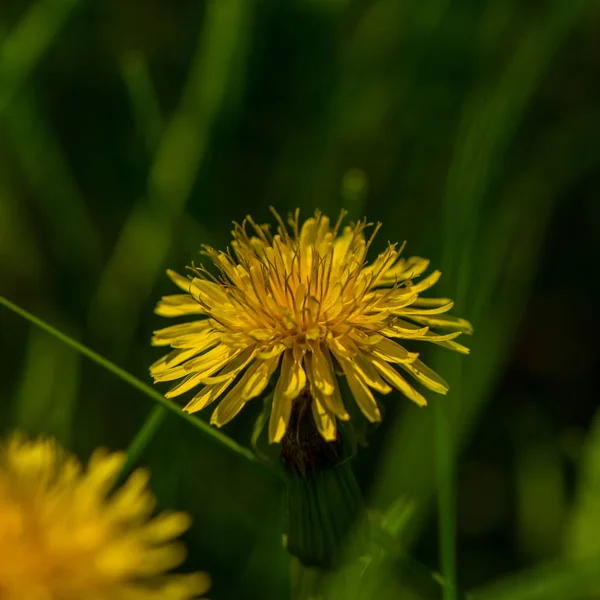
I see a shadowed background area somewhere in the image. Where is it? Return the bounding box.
[1,0,600,598]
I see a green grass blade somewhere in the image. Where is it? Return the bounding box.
[2,91,101,267]
[0,296,270,472]
[565,408,600,560]
[369,0,595,553]
[117,405,168,483]
[468,558,600,600]
[120,51,164,153]
[0,0,81,116]
[88,0,253,343]
[12,326,80,445]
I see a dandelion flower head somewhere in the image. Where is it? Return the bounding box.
[151,209,472,443]
[0,434,210,600]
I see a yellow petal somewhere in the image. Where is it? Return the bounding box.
[379,324,430,339]
[239,353,282,401]
[329,336,355,359]
[399,300,454,315]
[337,358,381,423]
[166,269,192,292]
[381,256,430,282]
[406,313,473,334]
[202,347,257,384]
[138,511,191,543]
[432,338,471,354]
[372,338,419,364]
[352,351,393,394]
[280,349,307,399]
[150,346,205,378]
[332,227,354,272]
[309,372,349,422]
[308,344,336,395]
[409,297,453,307]
[182,344,237,376]
[211,354,281,426]
[299,217,317,249]
[319,347,350,420]
[155,295,205,317]
[399,359,449,394]
[190,278,230,306]
[319,383,350,421]
[151,320,213,346]
[371,357,427,407]
[411,331,462,342]
[154,345,234,383]
[269,378,294,444]
[311,394,337,441]
[388,318,468,346]
[258,343,287,359]
[183,379,233,413]
[163,329,221,350]
[406,270,442,294]
[164,372,208,398]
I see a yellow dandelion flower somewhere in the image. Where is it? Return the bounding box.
[151,209,472,444]
[0,434,210,600]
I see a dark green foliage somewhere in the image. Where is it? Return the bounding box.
[1,0,600,598]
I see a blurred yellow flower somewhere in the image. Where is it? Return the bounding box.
[0,434,210,600]
[151,209,472,443]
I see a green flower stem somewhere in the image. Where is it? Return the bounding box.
[117,405,168,483]
[0,296,271,472]
[435,396,457,600]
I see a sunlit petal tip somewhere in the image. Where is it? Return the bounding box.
[209,412,222,427]
[166,269,192,292]
[322,429,338,442]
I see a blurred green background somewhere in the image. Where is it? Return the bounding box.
[1,0,600,598]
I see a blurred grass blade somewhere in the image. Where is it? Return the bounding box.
[472,109,600,323]
[120,51,164,153]
[0,296,270,471]
[0,0,81,116]
[117,405,168,483]
[565,408,600,560]
[514,408,565,559]
[340,168,368,221]
[469,558,600,600]
[2,91,101,267]
[0,179,43,285]
[370,0,594,547]
[12,325,80,445]
[89,0,253,343]
[441,0,590,308]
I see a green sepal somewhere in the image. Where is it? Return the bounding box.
[283,456,364,569]
[280,397,365,570]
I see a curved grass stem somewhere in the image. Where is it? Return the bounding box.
[117,405,168,483]
[0,296,269,472]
